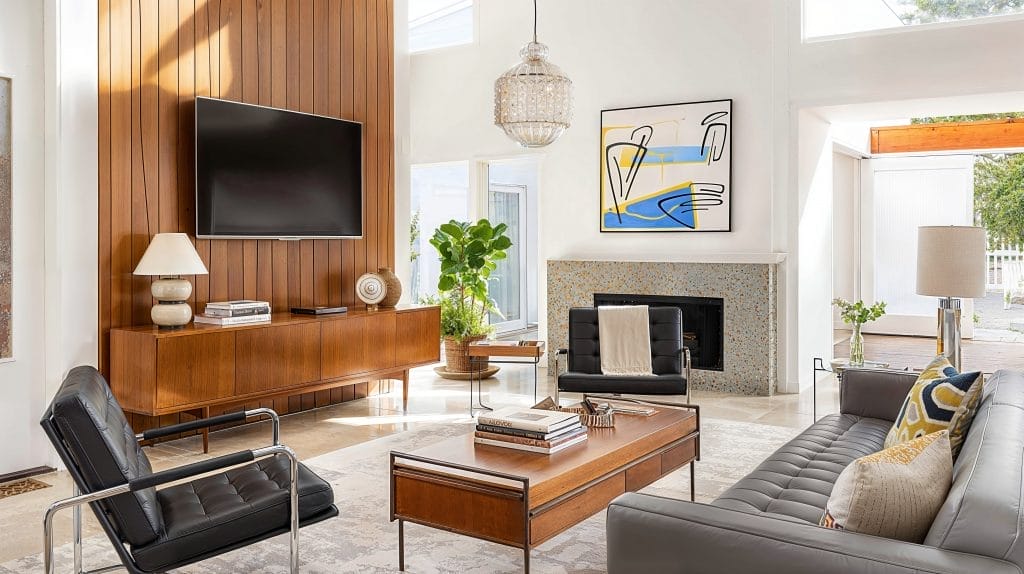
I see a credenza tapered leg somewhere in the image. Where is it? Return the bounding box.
[402,370,409,411]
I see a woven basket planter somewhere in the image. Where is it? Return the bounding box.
[443,335,486,373]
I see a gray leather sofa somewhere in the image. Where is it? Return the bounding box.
[607,368,1024,573]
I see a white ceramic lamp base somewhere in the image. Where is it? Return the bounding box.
[151,277,194,329]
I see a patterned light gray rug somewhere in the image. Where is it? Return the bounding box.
[3,418,798,573]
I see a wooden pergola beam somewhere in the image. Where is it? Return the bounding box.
[871,118,1024,154]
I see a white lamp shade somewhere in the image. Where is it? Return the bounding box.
[133,233,209,276]
[916,226,986,298]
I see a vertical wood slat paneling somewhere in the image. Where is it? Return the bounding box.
[98,1,396,388]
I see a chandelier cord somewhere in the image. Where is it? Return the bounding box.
[533,0,538,42]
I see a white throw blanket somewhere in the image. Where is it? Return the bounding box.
[598,305,653,376]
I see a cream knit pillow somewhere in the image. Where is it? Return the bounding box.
[820,431,952,543]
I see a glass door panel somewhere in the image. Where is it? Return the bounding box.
[487,183,527,332]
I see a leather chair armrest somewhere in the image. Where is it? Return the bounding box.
[139,407,281,444]
[606,493,1021,574]
[840,368,918,422]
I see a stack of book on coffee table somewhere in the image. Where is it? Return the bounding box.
[474,407,587,454]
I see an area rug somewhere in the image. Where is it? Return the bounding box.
[1,418,799,574]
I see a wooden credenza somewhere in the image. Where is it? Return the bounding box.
[109,305,440,430]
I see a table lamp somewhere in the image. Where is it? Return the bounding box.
[916,226,986,371]
[133,233,209,329]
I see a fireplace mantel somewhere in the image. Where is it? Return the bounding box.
[547,259,778,396]
[550,253,787,265]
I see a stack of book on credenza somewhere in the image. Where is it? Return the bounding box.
[194,300,271,326]
[474,407,587,454]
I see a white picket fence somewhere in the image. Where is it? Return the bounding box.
[988,243,1024,305]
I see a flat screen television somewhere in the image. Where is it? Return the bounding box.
[195,97,363,238]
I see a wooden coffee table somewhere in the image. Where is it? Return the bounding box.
[389,402,700,572]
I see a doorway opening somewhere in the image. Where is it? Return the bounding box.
[409,156,540,337]
[819,112,1024,375]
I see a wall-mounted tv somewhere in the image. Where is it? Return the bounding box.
[195,97,363,239]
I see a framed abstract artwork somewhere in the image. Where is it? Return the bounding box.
[600,99,732,232]
[0,76,10,359]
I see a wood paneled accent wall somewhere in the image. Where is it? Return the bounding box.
[98,0,395,424]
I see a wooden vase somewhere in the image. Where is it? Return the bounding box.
[378,267,402,307]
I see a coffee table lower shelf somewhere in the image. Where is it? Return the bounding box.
[389,433,698,573]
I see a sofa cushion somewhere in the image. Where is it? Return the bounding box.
[711,414,890,524]
[924,370,1024,567]
[821,431,953,542]
[884,355,982,450]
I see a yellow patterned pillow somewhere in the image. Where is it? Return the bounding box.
[821,431,952,542]
[883,355,982,451]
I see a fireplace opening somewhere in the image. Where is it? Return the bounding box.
[593,293,724,372]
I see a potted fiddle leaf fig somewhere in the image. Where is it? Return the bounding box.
[429,219,512,374]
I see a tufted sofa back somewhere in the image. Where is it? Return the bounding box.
[41,366,164,546]
[566,306,683,375]
[923,370,1024,567]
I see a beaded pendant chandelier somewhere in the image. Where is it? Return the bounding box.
[493,0,573,148]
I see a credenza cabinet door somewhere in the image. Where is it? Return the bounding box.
[322,317,367,378]
[156,332,235,409]
[322,313,397,379]
[236,323,322,395]
[395,309,441,365]
[364,313,397,372]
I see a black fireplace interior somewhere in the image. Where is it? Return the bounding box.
[593,293,724,372]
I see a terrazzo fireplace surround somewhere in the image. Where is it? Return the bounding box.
[547,256,784,395]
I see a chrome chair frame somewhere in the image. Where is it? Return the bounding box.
[43,408,301,574]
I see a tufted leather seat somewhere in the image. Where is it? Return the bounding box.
[711,414,891,524]
[41,366,338,573]
[559,307,687,396]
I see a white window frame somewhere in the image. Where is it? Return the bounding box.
[409,0,477,55]
[802,0,1024,43]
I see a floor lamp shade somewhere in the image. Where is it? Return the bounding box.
[133,233,208,328]
[916,226,986,299]
[916,225,986,371]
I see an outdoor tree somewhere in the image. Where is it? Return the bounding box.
[975,154,1024,246]
[899,0,1024,23]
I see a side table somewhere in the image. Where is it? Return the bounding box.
[466,341,545,414]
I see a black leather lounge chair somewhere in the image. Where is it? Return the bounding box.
[40,366,339,574]
[554,306,692,405]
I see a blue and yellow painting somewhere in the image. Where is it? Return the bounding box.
[600,100,731,232]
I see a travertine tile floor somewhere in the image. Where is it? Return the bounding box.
[0,364,840,565]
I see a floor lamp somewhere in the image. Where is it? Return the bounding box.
[916,226,987,371]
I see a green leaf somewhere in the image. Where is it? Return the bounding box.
[439,222,463,239]
[491,236,512,250]
[491,251,507,260]
[438,275,455,291]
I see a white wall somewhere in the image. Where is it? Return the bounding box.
[43,0,99,408]
[409,0,786,378]
[832,150,858,328]
[0,0,50,474]
[796,110,834,388]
